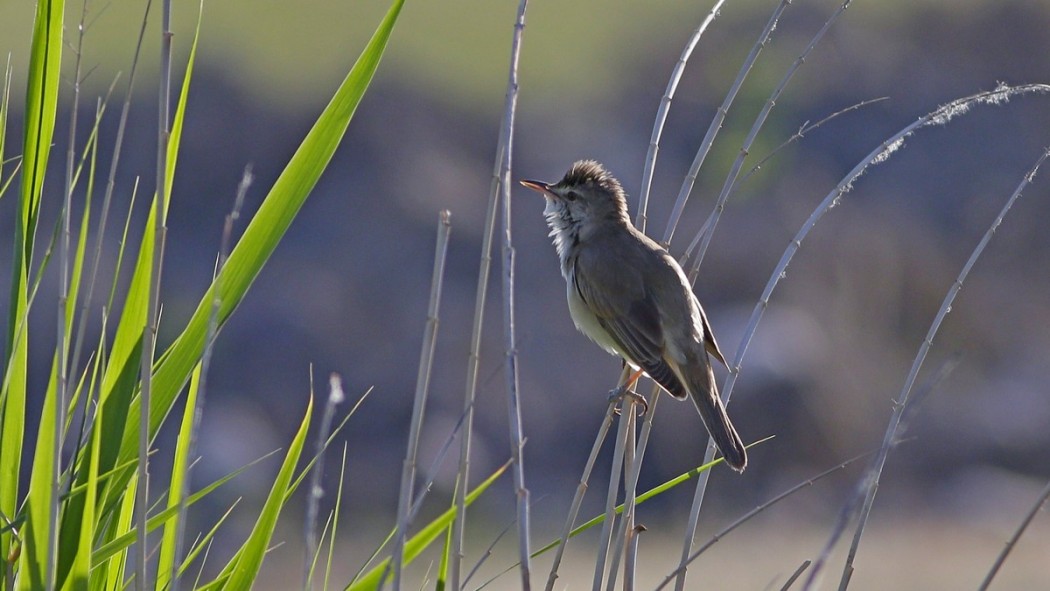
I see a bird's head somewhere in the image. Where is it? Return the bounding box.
[520,160,630,242]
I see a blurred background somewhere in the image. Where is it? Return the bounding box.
[2,0,1050,588]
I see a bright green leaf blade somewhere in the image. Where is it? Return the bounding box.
[3,0,63,573]
[177,498,241,581]
[90,448,280,565]
[347,461,510,591]
[115,0,405,470]
[157,363,202,591]
[60,377,102,591]
[531,436,776,559]
[0,57,11,190]
[17,363,59,591]
[223,397,312,589]
[18,0,63,237]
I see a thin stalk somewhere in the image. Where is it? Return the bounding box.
[451,10,508,585]
[666,89,1050,590]
[69,0,151,388]
[591,400,631,591]
[827,146,1050,591]
[654,452,867,591]
[171,163,252,591]
[603,404,641,591]
[137,0,172,585]
[623,524,644,591]
[780,561,812,591]
[661,0,792,246]
[682,97,890,270]
[673,6,851,587]
[800,358,955,591]
[978,478,1050,591]
[636,0,728,235]
[53,0,91,585]
[689,0,853,270]
[497,1,532,588]
[544,401,616,591]
[721,84,1050,420]
[303,374,345,590]
[391,210,452,590]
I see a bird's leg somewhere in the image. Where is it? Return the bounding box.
[608,365,648,415]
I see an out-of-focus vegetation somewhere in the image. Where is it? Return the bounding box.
[3,0,1050,588]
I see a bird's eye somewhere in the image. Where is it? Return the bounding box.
[565,190,580,202]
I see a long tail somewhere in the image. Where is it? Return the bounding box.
[681,358,748,472]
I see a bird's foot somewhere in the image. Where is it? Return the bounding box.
[608,385,648,416]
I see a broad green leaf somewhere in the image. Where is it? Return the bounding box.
[11,0,64,583]
[115,0,405,470]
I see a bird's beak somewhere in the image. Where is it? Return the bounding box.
[519,179,555,198]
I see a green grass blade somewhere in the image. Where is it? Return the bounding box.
[18,0,63,245]
[15,364,59,590]
[60,374,102,591]
[0,57,11,190]
[3,0,63,575]
[115,0,405,470]
[156,363,202,590]
[347,461,510,591]
[176,498,241,581]
[90,448,280,565]
[323,445,349,591]
[223,397,313,590]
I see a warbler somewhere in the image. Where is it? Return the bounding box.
[520,160,747,471]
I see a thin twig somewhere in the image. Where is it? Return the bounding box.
[655,451,868,590]
[823,146,1050,591]
[736,97,889,189]
[303,374,345,590]
[661,0,792,247]
[391,210,452,590]
[463,517,516,589]
[978,477,1050,591]
[544,401,616,591]
[797,359,955,591]
[137,0,172,585]
[688,0,853,269]
[672,7,852,586]
[52,0,92,585]
[604,392,655,591]
[170,163,252,591]
[592,399,631,590]
[684,96,889,273]
[721,83,1050,417]
[497,2,532,588]
[636,0,728,235]
[68,0,151,382]
[451,0,516,575]
[779,560,812,591]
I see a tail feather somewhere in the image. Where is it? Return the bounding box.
[683,359,748,472]
[645,354,748,471]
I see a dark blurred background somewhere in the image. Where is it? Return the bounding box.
[2,0,1050,588]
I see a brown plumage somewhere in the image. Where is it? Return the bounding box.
[520,160,747,471]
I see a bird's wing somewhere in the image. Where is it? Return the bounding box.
[572,249,688,400]
[695,290,728,368]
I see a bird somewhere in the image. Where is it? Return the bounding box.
[519,160,748,471]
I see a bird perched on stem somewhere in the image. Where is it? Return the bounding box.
[520,160,747,471]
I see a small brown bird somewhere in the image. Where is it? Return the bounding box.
[520,160,747,471]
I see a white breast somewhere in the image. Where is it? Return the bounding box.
[566,264,631,361]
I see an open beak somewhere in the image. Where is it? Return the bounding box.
[519,179,555,198]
